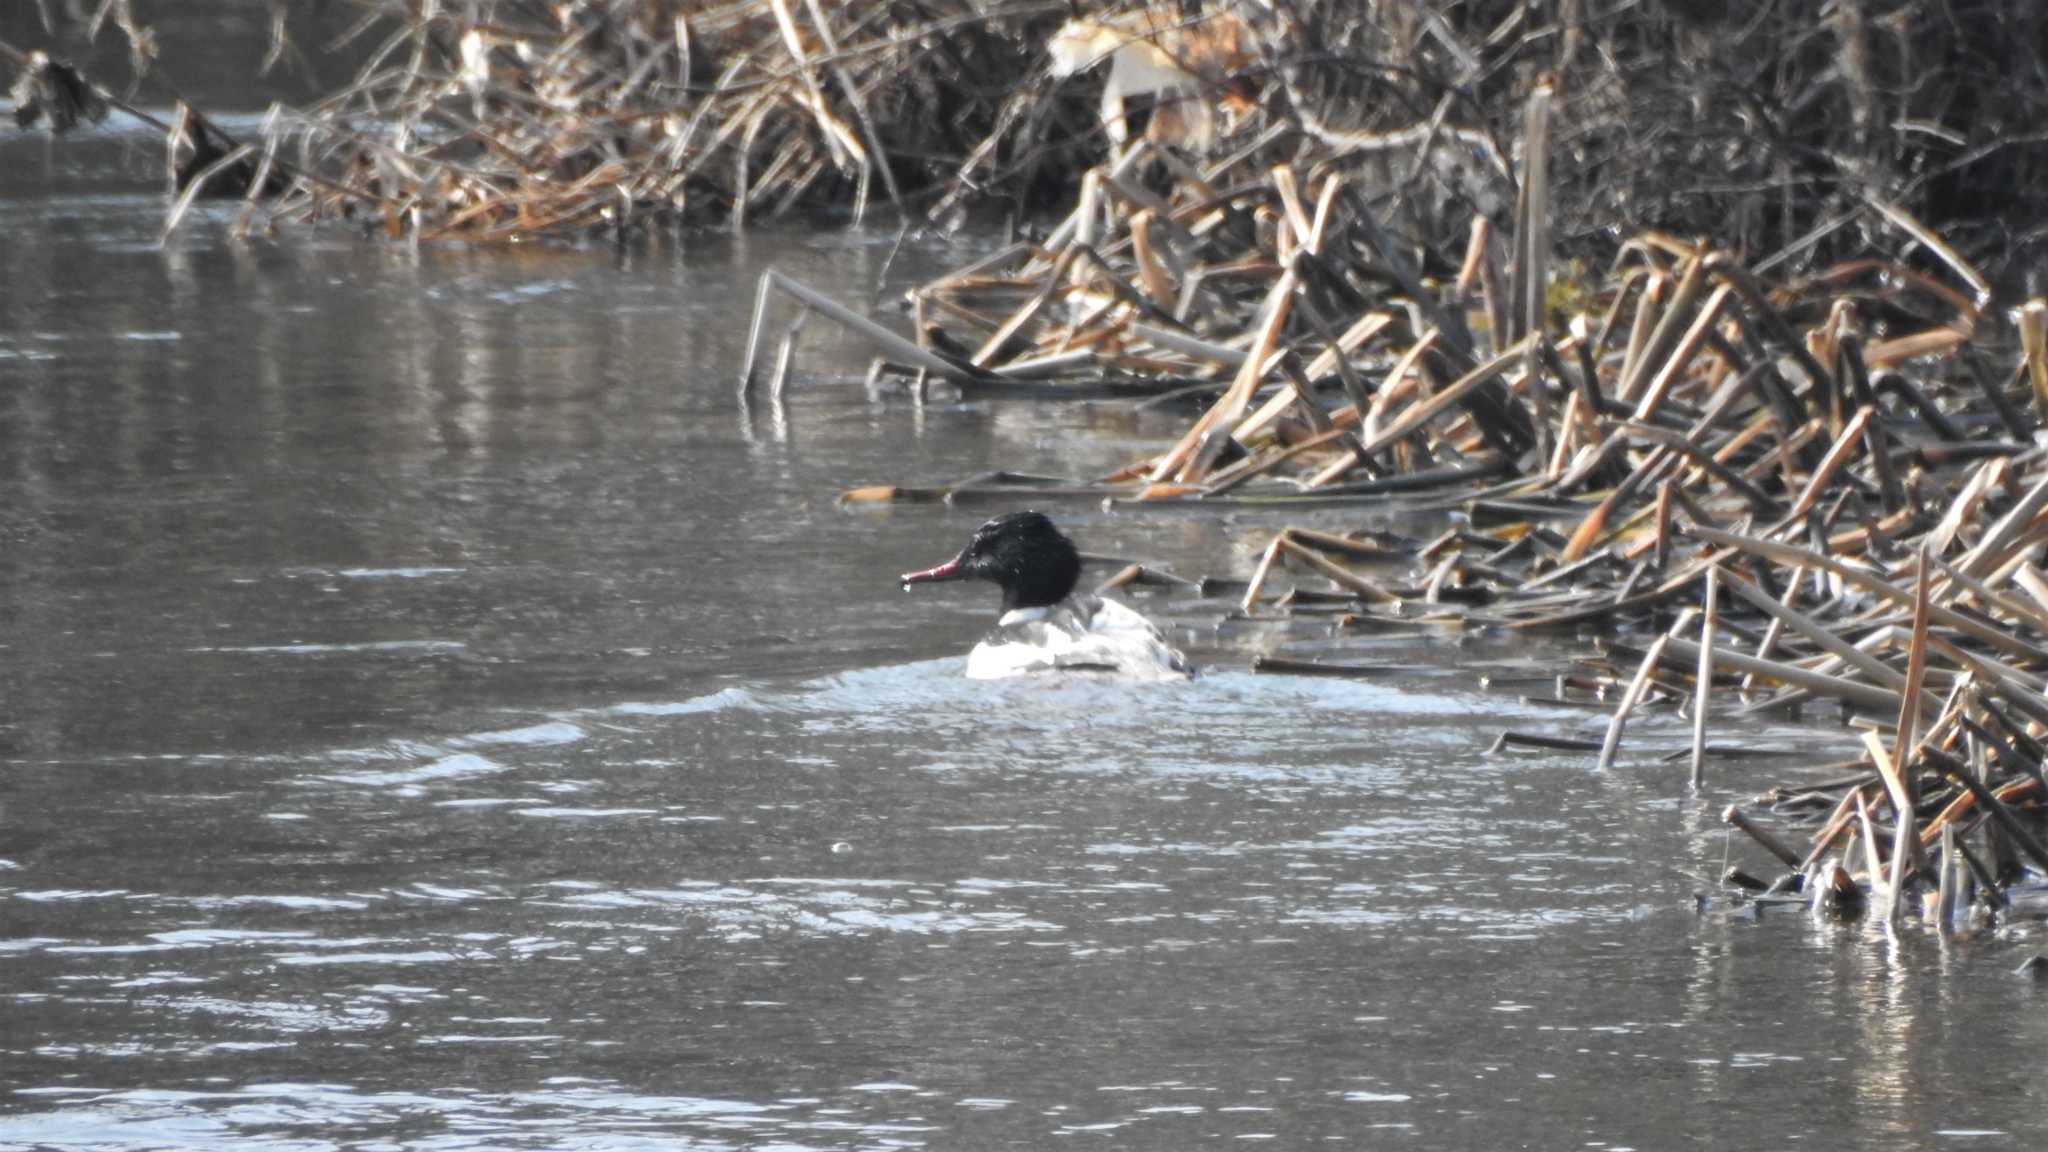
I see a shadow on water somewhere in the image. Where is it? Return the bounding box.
[4,136,2048,1150]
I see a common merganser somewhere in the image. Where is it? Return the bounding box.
[900,511,1191,680]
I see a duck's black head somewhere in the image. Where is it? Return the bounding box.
[900,510,1083,612]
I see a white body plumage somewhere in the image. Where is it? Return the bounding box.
[965,596,1190,681]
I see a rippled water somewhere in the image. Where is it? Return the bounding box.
[5,126,2048,1150]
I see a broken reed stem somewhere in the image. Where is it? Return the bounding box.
[1691,567,1718,790]
[1724,804,1805,870]
[1599,612,1693,771]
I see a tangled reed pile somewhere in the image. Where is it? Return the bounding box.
[806,185,2048,926]
[13,1,2048,261]
[725,9,2048,926]
[259,0,2048,262]
[250,0,1077,237]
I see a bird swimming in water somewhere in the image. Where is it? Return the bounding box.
[900,511,1191,680]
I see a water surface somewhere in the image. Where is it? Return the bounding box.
[3,131,2046,1151]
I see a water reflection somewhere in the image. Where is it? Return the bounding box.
[0,183,1088,760]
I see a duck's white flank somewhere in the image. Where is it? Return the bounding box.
[965,596,1189,681]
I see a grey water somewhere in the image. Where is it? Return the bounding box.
[4,125,2048,1152]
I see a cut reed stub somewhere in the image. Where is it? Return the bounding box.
[1810,859,1867,915]
[1722,867,1770,893]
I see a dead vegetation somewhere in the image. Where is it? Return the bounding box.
[807,187,2048,927]
[726,6,2048,928]
[11,2,2048,267]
